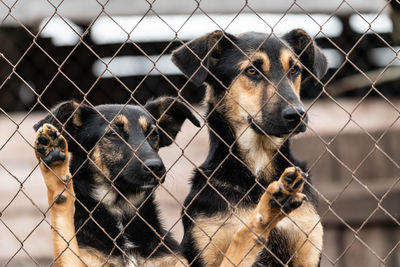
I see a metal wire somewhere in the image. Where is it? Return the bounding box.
[0,0,399,266]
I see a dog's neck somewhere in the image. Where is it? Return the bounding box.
[89,183,146,217]
[206,104,284,180]
[234,124,284,177]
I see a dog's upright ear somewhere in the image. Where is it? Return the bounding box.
[283,29,328,81]
[34,101,94,144]
[144,97,200,147]
[171,30,236,86]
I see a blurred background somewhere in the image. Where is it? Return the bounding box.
[0,0,399,266]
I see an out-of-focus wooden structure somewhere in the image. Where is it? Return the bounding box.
[1,0,399,266]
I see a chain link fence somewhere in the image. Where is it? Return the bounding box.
[0,0,399,266]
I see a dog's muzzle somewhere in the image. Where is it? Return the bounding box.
[247,109,308,137]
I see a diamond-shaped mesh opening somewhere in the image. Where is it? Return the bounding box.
[1,0,400,266]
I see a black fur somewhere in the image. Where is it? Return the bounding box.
[172,29,327,266]
[34,97,199,262]
[171,31,237,86]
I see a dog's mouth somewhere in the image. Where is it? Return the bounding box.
[140,184,156,190]
[139,174,166,190]
[247,116,306,137]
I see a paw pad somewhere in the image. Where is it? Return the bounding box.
[268,166,307,213]
[34,124,68,166]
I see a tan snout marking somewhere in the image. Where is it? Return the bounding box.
[292,75,302,95]
[90,146,109,182]
[226,51,273,122]
[223,77,280,177]
[225,75,263,124]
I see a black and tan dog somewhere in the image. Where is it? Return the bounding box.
[172,29,328,266]
[33,97,200,266]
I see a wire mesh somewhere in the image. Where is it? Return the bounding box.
[0,0,399,266]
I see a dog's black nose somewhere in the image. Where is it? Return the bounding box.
[281,106,306,125]
[143,159,165,177]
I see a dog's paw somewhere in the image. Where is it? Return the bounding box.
[34,123,72,199]
[268,166,307,214]
[34,123,67,166]
[251,167,307,231]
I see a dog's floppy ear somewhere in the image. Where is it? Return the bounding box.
[283,29,328,81]
[144,97,200,147]
[172,30,236,86]
[33,101,94,142]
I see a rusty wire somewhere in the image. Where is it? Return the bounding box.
[0,0,400,266]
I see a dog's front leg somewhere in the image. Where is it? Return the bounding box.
[221,167,307,267]
[34,123,83,267]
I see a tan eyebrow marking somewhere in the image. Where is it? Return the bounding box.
[238,51,270,74]
[280,49,296,72]
[113,115,129,133]
[138,116,149,133]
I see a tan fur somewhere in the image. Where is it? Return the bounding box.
[277,202,323,267]
[237,51,270,74]
[140,254,188,267]
[280,49,302,95]
[71,102,83,127]
[114,114,130,133]
[293,74,302,95]
[216,53,290,177]
[90,145,111,182]
[235,125,284,177]
[79,247,123,266]
[224,75,264,124]
[280,49,294,73]
[191,209,253,267]
[138,116,149,133]
[100,138,125,164]
[220,167,307,266]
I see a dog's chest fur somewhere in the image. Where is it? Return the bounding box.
[235,125,284,177]
[116,220,140,266]
[90,183,146,217]
[191,203,322,267]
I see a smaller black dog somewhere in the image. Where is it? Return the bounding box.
[33,97,199,266]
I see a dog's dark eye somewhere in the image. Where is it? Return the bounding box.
[146,126,158,140]
[106,131,119,139]
[290,65,300,75]
[245,67,257,76]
